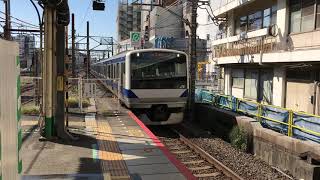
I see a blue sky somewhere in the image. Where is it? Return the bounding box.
[0,0,118,39]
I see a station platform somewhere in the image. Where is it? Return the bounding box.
[21,95,194,180]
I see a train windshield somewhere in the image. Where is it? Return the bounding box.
[131,52,187,89]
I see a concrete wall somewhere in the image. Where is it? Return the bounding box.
[289,31,320,50]
[224,67,232,95]
[272,67,286,107]
[195,103,320,180]
[0,39,20,179]
[286,81,314,113]
[149,6,184,40]
[231,87,244,99]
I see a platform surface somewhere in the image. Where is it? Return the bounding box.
[21,93,190,180]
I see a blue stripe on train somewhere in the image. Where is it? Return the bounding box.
[180,90,188,97]
[104,80,187,99]
[122,89,138,98]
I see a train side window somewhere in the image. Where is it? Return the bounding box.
[110,64,112,79]
[121,63,125,74]
[108,65,111,78]
[117,63,119,79]
[104,66,107,77]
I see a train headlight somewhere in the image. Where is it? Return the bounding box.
[177,54,180,57]
[137,53,140,57]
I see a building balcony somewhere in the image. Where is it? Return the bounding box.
[212,28,279,59]
[213,0,257,17]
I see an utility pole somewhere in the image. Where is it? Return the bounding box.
[43,7,54,138]
[71,13,76,77]
[86,21,90,78]
[188,0,198,121]
[4,0,11,40]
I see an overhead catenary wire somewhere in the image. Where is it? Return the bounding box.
[0,11,39,28]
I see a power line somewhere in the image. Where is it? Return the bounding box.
[0,11,39,28]
[78,1,91,29]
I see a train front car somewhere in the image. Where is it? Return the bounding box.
[125,49,188,125]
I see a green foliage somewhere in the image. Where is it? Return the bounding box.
[67,97,90,108]
[229,126,248,152]
[22,106,40,115]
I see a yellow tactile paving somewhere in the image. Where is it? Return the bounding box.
[97,121,130,178]
[86,118,130,179]
[21,120,38,126]
[128,129,145,138]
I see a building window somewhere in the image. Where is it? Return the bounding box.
[232,69,244,88]
[259,69,273,104]
[240,16,248,33]
[290,0,302,33]
[301,0,315,32]
[263,8,271,28]
[248,11,262,31]
[244,69,258,100]
[290,0,320,33]
[271,5,278,25]
[235,5,277,35]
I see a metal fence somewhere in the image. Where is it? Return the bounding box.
[20,76,42,116]
[196,89,320,143]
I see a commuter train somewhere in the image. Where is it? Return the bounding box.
[91,49,188,125]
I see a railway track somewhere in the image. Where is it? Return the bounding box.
[21,84,34,93]
[154,127,243,180]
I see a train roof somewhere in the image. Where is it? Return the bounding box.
[92,48,187,65]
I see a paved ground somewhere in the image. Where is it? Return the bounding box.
[21,115,104,179]
[20,88,189,180]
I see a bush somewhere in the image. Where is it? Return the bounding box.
[229,126,248,152]
[22,106,40,115]
[67,97,91,108]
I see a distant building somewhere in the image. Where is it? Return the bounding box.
[13,35,35,69]
[116,0,142,42]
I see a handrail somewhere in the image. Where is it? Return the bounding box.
[196,89,320,143]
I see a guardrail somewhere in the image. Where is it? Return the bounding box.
[196,89,320,143]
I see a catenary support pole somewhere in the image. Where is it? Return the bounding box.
[188,0,198,121]
[44,7,54,138]
[72,13,76,77]
[87,21,90,78]
[4,0,11,40]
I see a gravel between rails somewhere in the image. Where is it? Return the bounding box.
[189,137,293,180]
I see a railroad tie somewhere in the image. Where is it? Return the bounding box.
[172,150,192,154]
[165,142,182,146]
[189,166,213,171]
[194,172,221,178]
[182,160,205,165]
[168,146,184,150]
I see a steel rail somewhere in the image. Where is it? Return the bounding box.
[174,130,244,180]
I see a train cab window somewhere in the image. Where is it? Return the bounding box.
[130,52,187,89]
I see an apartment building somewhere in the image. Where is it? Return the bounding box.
[210,0,320,115]
[116,0,141,42]
[13,35,36,69]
